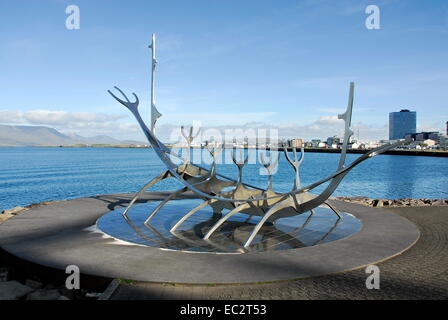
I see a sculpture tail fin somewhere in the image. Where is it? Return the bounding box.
[151,104,162,131]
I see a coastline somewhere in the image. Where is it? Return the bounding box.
[2,145,447,157]
[335,197,448,208]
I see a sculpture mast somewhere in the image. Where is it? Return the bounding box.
[149,33,162,132]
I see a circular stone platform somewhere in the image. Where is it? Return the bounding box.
[0,193,420,284]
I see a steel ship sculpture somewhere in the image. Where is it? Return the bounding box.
[108,34,402,249]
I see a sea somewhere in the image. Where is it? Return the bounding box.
[0,147,447,211]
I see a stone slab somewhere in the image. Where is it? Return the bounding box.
[0,281,33,300]
[0,193,420,284]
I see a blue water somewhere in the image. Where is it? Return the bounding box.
[0,147,447,211]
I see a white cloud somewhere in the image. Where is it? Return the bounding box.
[315,115,343,125]
[0,109,140,140]
[417,123,445,133]
[0,110,125,126]
[154,116,389,142]
[1,109,441,143]
[157,112,277,126]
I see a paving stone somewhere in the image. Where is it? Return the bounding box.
[25,279,43,289]
[110,206,448,300]
[0,267,10,282]
[0,281,34,300]
[26,289,61,300]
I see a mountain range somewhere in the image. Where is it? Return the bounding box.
[0,125,147,146]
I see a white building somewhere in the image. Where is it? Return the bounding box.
[423,139,436,146]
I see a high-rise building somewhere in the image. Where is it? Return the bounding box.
[389,109,416,140]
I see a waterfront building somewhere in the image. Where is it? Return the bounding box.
[326,136,340,147]
[290,138,304,148]
[423,139,436,147]
[310,139,321,147]
[405,131,441,143]
[439,136,448,150]
[318,142,327,148]
[389,109,417,140]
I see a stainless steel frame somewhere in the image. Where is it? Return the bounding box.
[108,34,403,249]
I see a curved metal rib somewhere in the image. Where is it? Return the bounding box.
[243,195,293,248]
[180,125,201,165]
[203,202,252,240]
[260,152,279,192]
[144,187,188,225]
[170,199,217,232]
[324,201,342,219]
[122,170,171,218]
[284,147,304,190]
[144,164,222,225]
[231,148,249,188]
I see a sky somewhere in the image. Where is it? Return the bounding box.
[0,0,447,142]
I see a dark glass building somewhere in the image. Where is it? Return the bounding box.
[389,109,417,140]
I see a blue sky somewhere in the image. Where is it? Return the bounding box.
[1,0,447,141]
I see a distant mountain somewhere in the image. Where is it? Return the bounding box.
[0,125,147,146]
[64,133,123,145]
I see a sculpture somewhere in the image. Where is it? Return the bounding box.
[108,34,402,249]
